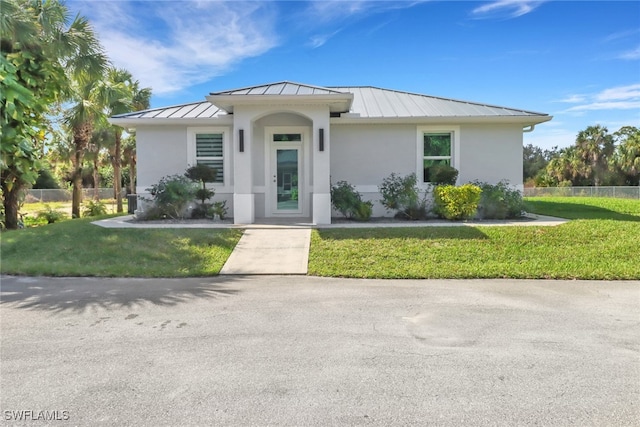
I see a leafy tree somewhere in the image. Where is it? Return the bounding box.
[523,144,558,183]
[574,125,614,186]
[1,0,108,223]
[613,126,640,186]
[1,0,66,229]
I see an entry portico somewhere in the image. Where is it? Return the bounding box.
[212,84,353,224]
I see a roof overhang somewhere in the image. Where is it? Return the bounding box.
[108,116,233,128]
[330,114,553,126]
[205,93,354,114]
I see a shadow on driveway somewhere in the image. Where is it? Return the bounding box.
[0,275,241,314]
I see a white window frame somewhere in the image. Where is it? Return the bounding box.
[187,127,230,188]
[417,126,461,187]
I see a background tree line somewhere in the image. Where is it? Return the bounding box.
[1,0,151,229]
[523,125,640,188]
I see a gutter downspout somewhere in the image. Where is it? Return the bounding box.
[523,124,536,133]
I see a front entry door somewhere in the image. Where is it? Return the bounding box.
[274,147,300,212]
[267,126,308,217]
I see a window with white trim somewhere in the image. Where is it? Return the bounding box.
[422,132,452,183]
[195,133,224,183]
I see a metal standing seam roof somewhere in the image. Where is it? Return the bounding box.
[111,101,225,120]
[111,82,549,120]
[210,81,348,96]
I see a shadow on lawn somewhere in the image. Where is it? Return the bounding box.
[0,275,244,314]
[316,226,488,241]
[525,201,640,221]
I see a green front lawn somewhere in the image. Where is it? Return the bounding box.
[0,217,242,277]
[308,197,640,280]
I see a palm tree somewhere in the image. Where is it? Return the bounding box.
[104,68,151,212]
[575,125,614,186]
[613,126,640,185]
[1,0,106,227]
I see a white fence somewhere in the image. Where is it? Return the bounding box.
[524,186,640,199]
[26,188,127,202]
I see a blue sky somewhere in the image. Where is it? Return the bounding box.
[68,0,640,150]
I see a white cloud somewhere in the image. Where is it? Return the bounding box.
[472,0,546,19]
[556,94,587,103]
[301,1,427,48]
[595,84,640,101]
[560,84,640,112]
[73,1,278,95]
[618,46,640,60]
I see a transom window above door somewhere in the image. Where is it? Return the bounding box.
[273,133,302,142]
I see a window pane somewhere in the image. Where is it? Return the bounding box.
[423,159,450,182]
[196,159,223,183]
[424,133,451,157]
[273,133,302,142]
[196,133,223,157]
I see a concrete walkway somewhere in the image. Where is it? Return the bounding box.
[219,228,311,275]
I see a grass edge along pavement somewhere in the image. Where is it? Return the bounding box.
[308,197,640,280]
[0,216,242,277]
[1,197,639,279]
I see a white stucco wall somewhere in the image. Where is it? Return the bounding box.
[458,124,523,188]
[136,125,188,191]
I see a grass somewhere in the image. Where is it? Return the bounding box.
[19,200,128,227]
[308,197,640,280]
[0,216,242,277]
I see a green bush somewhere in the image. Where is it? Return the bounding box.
[82,200,108,217]
[378,173,426,220]
[144,175,196,219]
[36,205,66,224]
[353,200,373,221]
[212,201,228,220]
[473,180,525,219]
[433,184,482,220]
[331,181,362,218]
[429,165,459,186]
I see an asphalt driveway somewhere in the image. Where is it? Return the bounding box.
[1,275,638,426]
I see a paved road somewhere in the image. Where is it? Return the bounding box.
[1,276,638,426]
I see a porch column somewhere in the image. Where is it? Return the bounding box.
[312,110,331,225]
[232,109,254,224]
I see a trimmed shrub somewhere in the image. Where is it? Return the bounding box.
[144,175,196,219]
[473,180,525,219]
[212,201,228,220]
[331,181,371,221]
[378,173,427,220]
[429,165,459,186]
[433,184,482,220]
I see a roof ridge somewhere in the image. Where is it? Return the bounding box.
[210,81,347,95]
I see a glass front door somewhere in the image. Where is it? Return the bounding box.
[275,148,299,212]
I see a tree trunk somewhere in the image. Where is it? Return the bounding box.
[72,122,91,219]
[114,129,123,212]
[93,157,100,200]
[129,154,136,195]
[2,182,20,230]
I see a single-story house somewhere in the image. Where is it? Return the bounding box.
[110,81,551,224]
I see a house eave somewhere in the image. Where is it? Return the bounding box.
[330,115,553,126]
[108,116,234,129]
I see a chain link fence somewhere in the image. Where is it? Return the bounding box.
[524,186,640,199]
[25,188,127,202]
